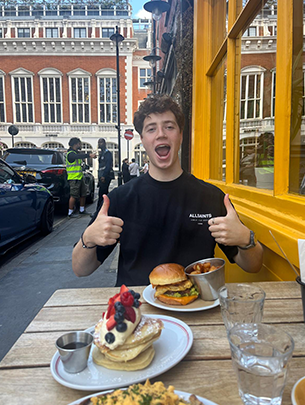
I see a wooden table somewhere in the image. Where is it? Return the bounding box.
[1,281,305,405]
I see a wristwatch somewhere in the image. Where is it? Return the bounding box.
[238,230,257,250]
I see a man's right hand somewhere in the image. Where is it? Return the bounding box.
[83,195,123,247]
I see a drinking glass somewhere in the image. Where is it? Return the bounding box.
[218,283,266,332]
[228,323,294,405]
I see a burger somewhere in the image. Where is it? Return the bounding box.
[149,263,199,305]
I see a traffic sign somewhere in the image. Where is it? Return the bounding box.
[124,129,134,141]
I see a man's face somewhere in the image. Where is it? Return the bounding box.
[74,142,82,151]
[98,139,106,150]
[141,111,182,176]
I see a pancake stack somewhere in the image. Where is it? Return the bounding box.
[93,285,163,371]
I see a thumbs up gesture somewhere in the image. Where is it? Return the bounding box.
[208,194,250,246]
[86,195,124,247]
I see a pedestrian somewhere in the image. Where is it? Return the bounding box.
[129,158,139,179]
[66,137,96,218]
[96,138,114,210]
[140,160,149,174]
[122,158,130,183]
[72,95,263,286]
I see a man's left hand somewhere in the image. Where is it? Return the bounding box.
[208,194,250,246]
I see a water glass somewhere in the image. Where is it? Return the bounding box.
[228,323,294,405]
[218,283,266,332]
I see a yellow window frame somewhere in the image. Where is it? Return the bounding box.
[192,0,305,281]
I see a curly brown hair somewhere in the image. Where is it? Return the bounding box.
[133,94,185,136]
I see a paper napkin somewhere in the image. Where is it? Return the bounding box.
[298,239,305,282]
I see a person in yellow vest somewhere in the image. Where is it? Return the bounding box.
[66,137,96,218]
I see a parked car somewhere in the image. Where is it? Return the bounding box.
[0,159,54,255]
[3,148,95,210]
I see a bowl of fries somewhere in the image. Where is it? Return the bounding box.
[184,258,225,301]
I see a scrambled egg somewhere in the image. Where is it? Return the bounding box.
[90,380,197,405]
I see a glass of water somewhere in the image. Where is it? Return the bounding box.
[218,283,266,332]
[228,323,294,405]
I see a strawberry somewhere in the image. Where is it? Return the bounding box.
[106,303,115,319]
[106,315,117,331]
[124,306,136,323]
[120,284,129,294]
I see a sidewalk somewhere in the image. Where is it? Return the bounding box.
[0,179,119,361]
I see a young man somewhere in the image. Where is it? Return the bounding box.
[129,158,139,179]
[72,95,263,286]
[66,137,96,218]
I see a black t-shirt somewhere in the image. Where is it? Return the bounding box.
[96,171,238,286]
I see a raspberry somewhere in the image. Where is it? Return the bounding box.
[121,291,134,307]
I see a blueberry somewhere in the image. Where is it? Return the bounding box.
[116,322,127,332]
[129,289,135,296]
[133,299,140,308]
[105,332,115,344]
[134,293,140,300]
[114,313,124,323]
[115,301,124,311]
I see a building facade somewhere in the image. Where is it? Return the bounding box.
[0,3,152,172]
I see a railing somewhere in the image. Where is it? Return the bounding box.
[0,5,131,18]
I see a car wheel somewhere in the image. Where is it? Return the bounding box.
[87,182,95,203]
[40,199,54,235]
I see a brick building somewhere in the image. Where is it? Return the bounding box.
[0,3,152,172]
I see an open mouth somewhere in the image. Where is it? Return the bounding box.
[155,145,170,158]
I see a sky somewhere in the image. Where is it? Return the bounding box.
[130,0,151,19]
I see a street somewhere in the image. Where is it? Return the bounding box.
[0,188,118,362]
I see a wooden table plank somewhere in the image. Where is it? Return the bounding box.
[2,323,305,369]
[25,298,305,334]
[44,282,301,307]
[0,358,304,405]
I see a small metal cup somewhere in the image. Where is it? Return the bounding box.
[184,258,225,301]
[55,331,93,373]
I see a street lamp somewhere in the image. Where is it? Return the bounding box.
[110,26,124,186]
[143,1,170,94]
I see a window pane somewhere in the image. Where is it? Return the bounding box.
[21,78,26,102]
[44,104,49,122]
[22,104,27,122]
[50,104,55,122]
[0,104,4,122]
[27,78,32,102]
[78,78,83,102]
[238,1,276,189]
[16,104,20,122]
[55,78,60,102]
[72,104,77,122]
[78,104,83,122]
[14,78,19,101]
[43,78,48,102]
[0,78,3,102]
[289,1,305,196]
[49,79,54,102]
[71,78,76,102]
[56,104,61,121]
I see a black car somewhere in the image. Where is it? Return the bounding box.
[3,148,95,210]
[0,159,54,255]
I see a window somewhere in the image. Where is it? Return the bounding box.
[70,76,90,123]
[240,69,264,120]
[102,28,114,38]
[74,28,86,38]
[0,75,5,122]
[107,142,118,168]
[14,142,36,148]
[139,68,151,88]
[42,142,64,149]
[0,29,2,38]
[18,28,30,38]
[46,28,59,38]
[41,77,62,123]
[243,26,257,37]
[271,70,276,117]
[97,70,117,123]
[134,143,148,167]
[12,74,34,123]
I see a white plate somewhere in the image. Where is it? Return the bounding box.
[291,375,305,405]
[68,389,219,405]
[50,314,193,391]
[143,284,220,312]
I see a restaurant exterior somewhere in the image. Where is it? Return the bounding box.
[152,0,305,282]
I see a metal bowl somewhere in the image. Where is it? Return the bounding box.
[184,258,225,301]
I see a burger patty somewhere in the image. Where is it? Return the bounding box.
[155,279,193,297]
[162,288,193,297]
